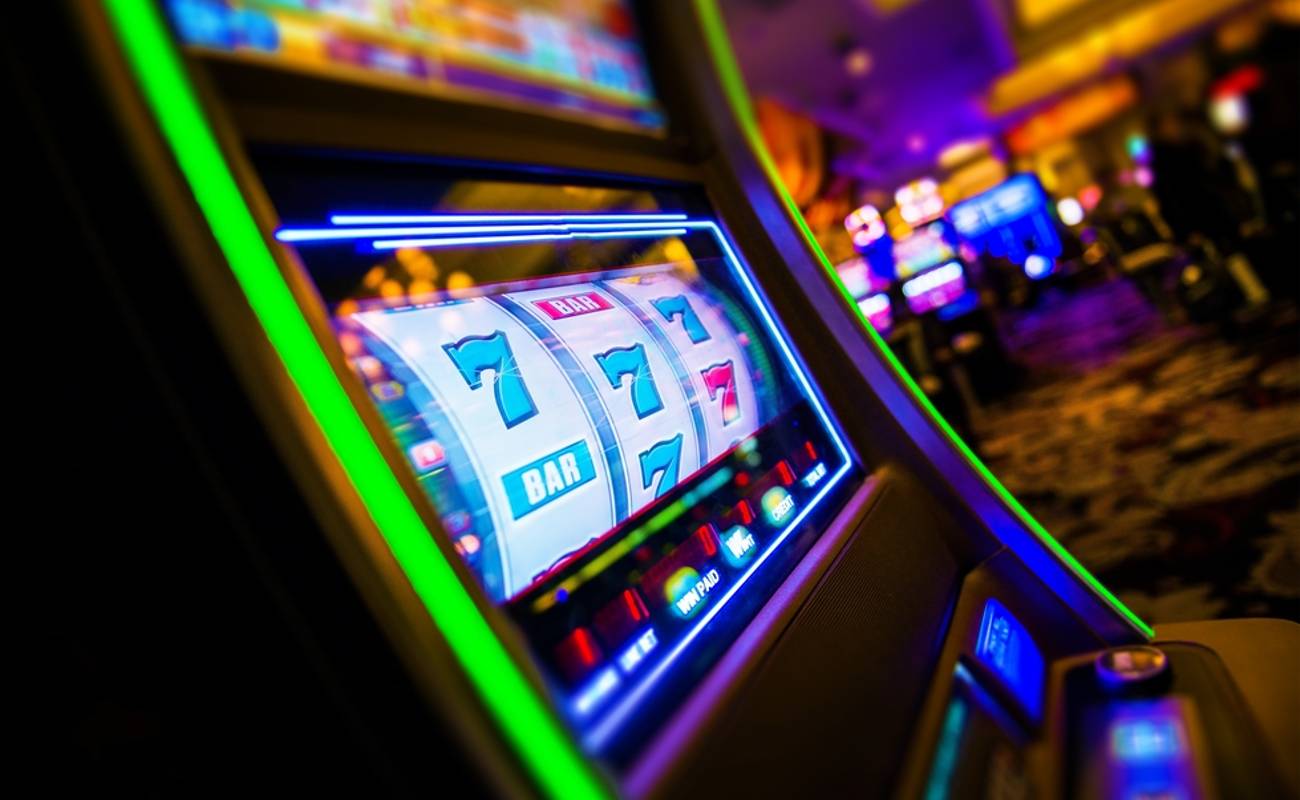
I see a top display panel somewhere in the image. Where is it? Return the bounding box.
[165,0,666,130]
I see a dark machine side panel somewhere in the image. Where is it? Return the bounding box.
[656,471,962,797]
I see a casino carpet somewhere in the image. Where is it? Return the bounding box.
[973,278,1300,625]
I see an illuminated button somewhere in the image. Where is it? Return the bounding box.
[721,525,756,567]
[571,667,620,718]
[554,627,603,684]
[1095,646,1168,688]
[694,525,719,557]
[664,566,720,619]
[761,486,795,526]
[802,462,828,488]
[640,530,722,611]
[593,589,650,648]
[615,629,658,674]
[733,500,755,525]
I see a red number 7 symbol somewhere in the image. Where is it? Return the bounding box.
[700,361,740,426]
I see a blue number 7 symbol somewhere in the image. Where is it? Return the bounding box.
[651,295,711,344]
[639,434,684,499]
[594,343,664,419]
[443,330,538,429]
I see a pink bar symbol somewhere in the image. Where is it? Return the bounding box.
[534,291,613,320]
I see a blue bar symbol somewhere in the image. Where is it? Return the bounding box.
[501,440,597,520]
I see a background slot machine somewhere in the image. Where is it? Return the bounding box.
[949,174,1064,281]
[19,1,1296,798]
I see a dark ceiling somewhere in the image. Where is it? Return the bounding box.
[720,0,1018,190]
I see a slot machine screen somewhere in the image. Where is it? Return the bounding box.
[893,220,957,279]
[164,0,665,130]
[268,164,859,758]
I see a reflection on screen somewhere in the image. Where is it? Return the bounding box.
[165,0,665,129]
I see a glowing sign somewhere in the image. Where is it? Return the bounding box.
[896,178,945,225]
[845,203,887,248]
[903,262,964,297]
[857,294,893,333]
[949,175,1040,236]
[903,263,967,315]
[858,294,890,316]
[836,257,886,299]
[893,223,956,278]
[950,175,1064,267]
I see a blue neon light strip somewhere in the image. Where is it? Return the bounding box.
[331,213,689,225]
[277,212,855,750]
[371,228,689,251]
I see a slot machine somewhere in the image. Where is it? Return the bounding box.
[20,1,1297,798]
[949,174,1063,281]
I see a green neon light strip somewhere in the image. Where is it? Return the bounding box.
[101,2,609,796]
[692,0,1152,639]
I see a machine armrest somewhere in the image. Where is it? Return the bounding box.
[1154,618,1300,798]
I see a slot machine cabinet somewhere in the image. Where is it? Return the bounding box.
[16,2,1298,798]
